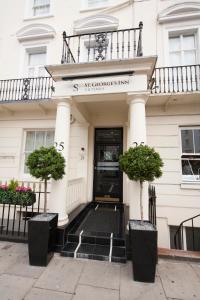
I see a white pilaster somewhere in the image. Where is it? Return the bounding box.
[50,98,71,226]
[127,93,149,221]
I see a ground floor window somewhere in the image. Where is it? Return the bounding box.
[180,127,200,182]
[24,130,54,173]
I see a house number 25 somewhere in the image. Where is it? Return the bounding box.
[54,142,64,152]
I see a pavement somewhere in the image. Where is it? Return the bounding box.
[0,241,200,300]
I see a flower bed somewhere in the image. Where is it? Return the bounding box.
[0,184,36,207]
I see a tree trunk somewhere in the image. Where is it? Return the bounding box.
[44,179,47,214]
[140,180,144,221]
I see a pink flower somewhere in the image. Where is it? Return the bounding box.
[0,184,8,190]
[16,186,32,192]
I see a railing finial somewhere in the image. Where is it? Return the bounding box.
[63,31,67,39]
[139,21,143,29]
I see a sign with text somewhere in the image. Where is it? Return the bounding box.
[67,75,134,95]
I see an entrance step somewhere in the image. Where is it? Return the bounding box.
[61,242,126,263]
[60,202,127,263]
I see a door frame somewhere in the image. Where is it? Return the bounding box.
[92,127,123,203]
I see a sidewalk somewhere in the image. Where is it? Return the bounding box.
[0,241,200,300]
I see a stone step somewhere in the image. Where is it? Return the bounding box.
[67,232,125,247]
[61,242,126,263]
[158,247,200,262]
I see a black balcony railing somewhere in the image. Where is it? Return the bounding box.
[0,77,54,102]
[151,64,200,94]
[61,22,143,64]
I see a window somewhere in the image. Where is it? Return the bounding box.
[24,130,54,173]
[169,33,197,66]
[170,225,200,251]
[33,0,50,16]
[83,0,109,9]
[181,127,200,182]
[26,47,47,77]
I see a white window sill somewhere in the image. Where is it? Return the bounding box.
[80,5,110,13]
[23,14,54,21]
[181,182,200,190]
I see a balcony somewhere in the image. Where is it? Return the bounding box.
[61,23,143,64]
[151,64,200,94]
[0,77,54,103]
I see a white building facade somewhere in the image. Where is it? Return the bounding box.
[0,0,200,250]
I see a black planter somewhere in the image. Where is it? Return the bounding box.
[28,213,58,266]
[129,220,157,283]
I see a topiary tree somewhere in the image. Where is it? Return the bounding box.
[26,146,65,213]
[119,145,163,220]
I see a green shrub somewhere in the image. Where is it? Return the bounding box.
[26,147,65,213]
[119,145,163,220]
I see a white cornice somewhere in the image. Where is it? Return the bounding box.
[158,2,200,24]
[16,24,56,42]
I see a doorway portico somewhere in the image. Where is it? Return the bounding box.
[46,56,156,226]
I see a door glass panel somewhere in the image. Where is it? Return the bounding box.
[94,129,123,202]
[95,128,122,143]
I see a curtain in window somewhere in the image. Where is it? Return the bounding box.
[87,0,108,8]
[33,0,50,16]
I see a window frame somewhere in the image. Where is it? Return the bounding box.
[24,0,52,20]
[169,33,197,66]
[22,44,48,78]
[180,126,200,183]
[22,129,55,177]
[32,0,50,17]
[162,25,200,67]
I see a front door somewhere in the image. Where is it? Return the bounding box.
[93,128,123,202]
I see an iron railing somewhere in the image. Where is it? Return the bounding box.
[0,182,49,242]
[0,76,54,102]
[174,214,200,251]
[61,22,143,64]
[148,185,156,227]
[151,64,200,94]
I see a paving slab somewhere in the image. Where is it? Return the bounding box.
[72,284,119,300]
[79,259,120,290]
[120,261,167,300]
[35,257,85,294]
[158,260,200,300]
[0,242,28,254]
[190,262,200,280]
[25,287,72,300]
[0,252,21,275]
[5,254,45,279]
[0,274,35,300]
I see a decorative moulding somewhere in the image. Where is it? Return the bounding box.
[158,2,200,23]
[16,24,56,42]
[74,14,119,34]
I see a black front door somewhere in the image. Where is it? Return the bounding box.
[93,128,123,202]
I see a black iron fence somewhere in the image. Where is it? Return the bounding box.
[0,182,49,242]
[174,214,200,251]
[0,77,54,102]
[61,22,143,64]
[151,64,200,94]
[149,185,156,227]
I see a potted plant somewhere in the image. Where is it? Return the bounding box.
[119,144,163,282]
[26,146,65,266]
